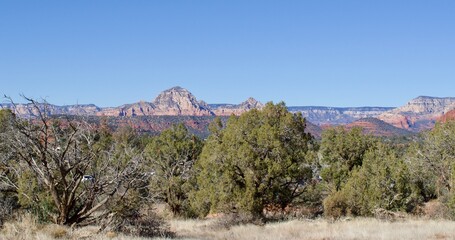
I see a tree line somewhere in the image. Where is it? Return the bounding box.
[1,99,455,235]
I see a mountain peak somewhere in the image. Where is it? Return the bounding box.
[164,86,187,92]
[240,97,264,109]
[152,86,213,116]
[154,86,195,104]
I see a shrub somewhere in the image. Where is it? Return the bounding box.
[103,202,174,238]
[323,191,349,219]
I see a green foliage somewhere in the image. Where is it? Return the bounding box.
[323,190,349,219]
[406,121,455,216]
[346,143,414,215]
[145,124,202,216]
[0,109,14,133]
[324,142,416,217]
[190,102,315,217]
[0,109,19,225]
[320,127,377,192]
[16,169,58,222]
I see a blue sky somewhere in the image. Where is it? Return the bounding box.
[1,1,454,107]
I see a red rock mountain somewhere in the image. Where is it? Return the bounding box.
[98,87,214,116]
[379,96,455,132]
[346,118,412,136]
[96,86,264,117]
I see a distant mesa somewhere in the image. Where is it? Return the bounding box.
[378,96,455,132]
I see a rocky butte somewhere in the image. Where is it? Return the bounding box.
[98,86,214,117]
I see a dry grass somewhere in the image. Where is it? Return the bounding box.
[0,214,155,240]
[169,217,455,240]
[3,215,455,240]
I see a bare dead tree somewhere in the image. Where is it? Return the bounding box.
[0,97,149,225]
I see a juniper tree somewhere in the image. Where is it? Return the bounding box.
[145,123,202,216]
[405,121,455,214]
[319,127,377,192]
[331,143,414,216]
[190,102,315,217]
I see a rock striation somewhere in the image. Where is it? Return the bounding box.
[378,96,455,131]
[151,86,213,116]
[346,118,413,136]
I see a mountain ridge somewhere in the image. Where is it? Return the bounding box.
[2,87,455,134]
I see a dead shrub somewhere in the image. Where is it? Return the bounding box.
[372,208,407,222]
[424,200,452,219]
[210,212,260,230]
[263,204,323,220]
[323,191,349,219]
[102,205,174,238]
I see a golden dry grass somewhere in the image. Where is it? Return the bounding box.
[169,217,455,240]
[0,214,152,240]
[2,215,455,240]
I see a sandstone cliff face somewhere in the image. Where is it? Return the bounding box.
[379,96,455,131]
[439,109,455,123]
[99,101,156,117]
[210,97,264,116]
[152,86,213,116]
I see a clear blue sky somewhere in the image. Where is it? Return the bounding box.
[1,1,454,107]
